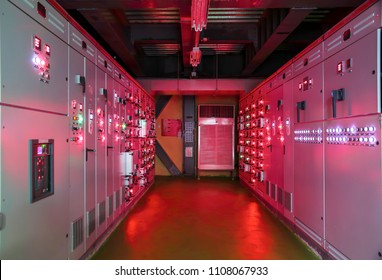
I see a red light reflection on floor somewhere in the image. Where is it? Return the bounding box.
[93,177,318,260]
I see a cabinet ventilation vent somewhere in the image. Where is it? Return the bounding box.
[71,217,83,251]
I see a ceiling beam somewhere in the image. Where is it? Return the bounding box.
[57,0,364,9]
[180,9,193,77]
[241,8,314,76]
[81,10,144,76]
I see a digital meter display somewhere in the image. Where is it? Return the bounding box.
[31,140,54,203]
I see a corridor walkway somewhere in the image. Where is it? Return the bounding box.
[92,176,318,260]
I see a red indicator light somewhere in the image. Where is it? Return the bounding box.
[45,44,51,56]
[97,108,102,115]
[79,103,83,111]
[102,135,106,142]
[337,62,344,74]
[34,36,42,51]
[72,100,77,109]
[79,135,84,143]
[40,59,46,67]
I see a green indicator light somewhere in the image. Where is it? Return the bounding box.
[78,114,84,124]
[122,123,127,130]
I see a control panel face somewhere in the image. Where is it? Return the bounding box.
[325,125,377,146]
[294,128,323,144]
[70,99,84,144]
[31,140,54,202]
[97,108,105,142]
[32,35,51,83]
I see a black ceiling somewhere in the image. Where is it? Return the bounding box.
[56,0,366,79]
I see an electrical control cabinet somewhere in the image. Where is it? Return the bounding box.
[0,107,69,260]
[324,31,381,119]
[106,87,114,226]
[324,114,382,259]
[1,0,68,115]
[293,121,325,245]
[267,85,284,213]
[0,0,155,259]
[239,0,382,260]
[84,58,97,251]
[96,66,108,238]
[294,63,324,123]
[67,20,103,256]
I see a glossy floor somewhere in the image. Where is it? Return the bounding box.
[92,176,319,260]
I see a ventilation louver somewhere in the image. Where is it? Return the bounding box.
[198,105,235,170]
[71,217,83,252]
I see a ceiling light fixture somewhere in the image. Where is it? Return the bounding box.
[191,0,210,32]
[190,47,202,67]
[190,0,210,68]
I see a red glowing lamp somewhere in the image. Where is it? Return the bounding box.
[190,47,202,67]
[191,0,210,32]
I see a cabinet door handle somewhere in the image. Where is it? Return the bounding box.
[86,148,95,161]
[331,88,345,118]
[75,75,86,93]
[296,101,306,123]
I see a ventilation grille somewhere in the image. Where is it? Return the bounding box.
[285,192,293,212]
[199,105,234,118]
[266,181,271,196]
[71,217,83,252]
[199,125,234,168]
[277,187,283,204]
[108,195,113,217]
[99,201,106,226]
[271,183,276,200]
[87,209,96,237]
[115,190,120,209]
